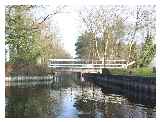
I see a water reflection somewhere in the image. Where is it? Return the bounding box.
[6,87,55,117]
[5,73,156,118]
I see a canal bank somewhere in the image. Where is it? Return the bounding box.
[83,73,156,106]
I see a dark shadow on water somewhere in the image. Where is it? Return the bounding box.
[101,87,156,108]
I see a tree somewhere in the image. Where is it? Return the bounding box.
[5,5,41,64]
[77,6,126,61]
[139,33,156,67]
[75,31,91,59]
[127,5,156,63]
[128,42,138,68]
[5,5,71,64]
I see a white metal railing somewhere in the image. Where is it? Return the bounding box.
[48,59,133,70]
[48,59,127,62]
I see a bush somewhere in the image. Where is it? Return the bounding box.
[109,69,128,75]
[102,68,111,75]
[104,67,155,77]
[5,64,51,76]
[133,67,155,77]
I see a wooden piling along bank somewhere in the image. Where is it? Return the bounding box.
[83,73,156,105]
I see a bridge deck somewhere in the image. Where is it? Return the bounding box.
[48,59,135,71]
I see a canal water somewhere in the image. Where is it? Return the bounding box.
[5,74,156,118]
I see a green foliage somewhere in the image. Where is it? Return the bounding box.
[128,42,138,68]
[108,67,155,77]
[138,34,156,67]
[109,69,129,75]
[5,6,41,64]
[77,6,156,68]
[5,5,71,65]
[132,67,155,77]
[102,68,111,75]
[75,32,93,59]
[75,15,129,60]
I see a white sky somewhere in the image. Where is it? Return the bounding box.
[33,5,83,58]
[53,7,81,58]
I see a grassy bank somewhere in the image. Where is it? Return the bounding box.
[103,67,156,77]
[132,67,156,77]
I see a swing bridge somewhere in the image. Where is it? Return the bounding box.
[48,38,135,73]
[48,59,135,73]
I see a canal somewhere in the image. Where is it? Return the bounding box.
[5,73,156,118]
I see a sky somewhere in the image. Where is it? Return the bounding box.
[53,7,81,58]
[33,5,83,58]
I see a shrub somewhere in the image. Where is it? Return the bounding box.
[133,67,155,77]
[102,68,111,75]
[109,69,128,75]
